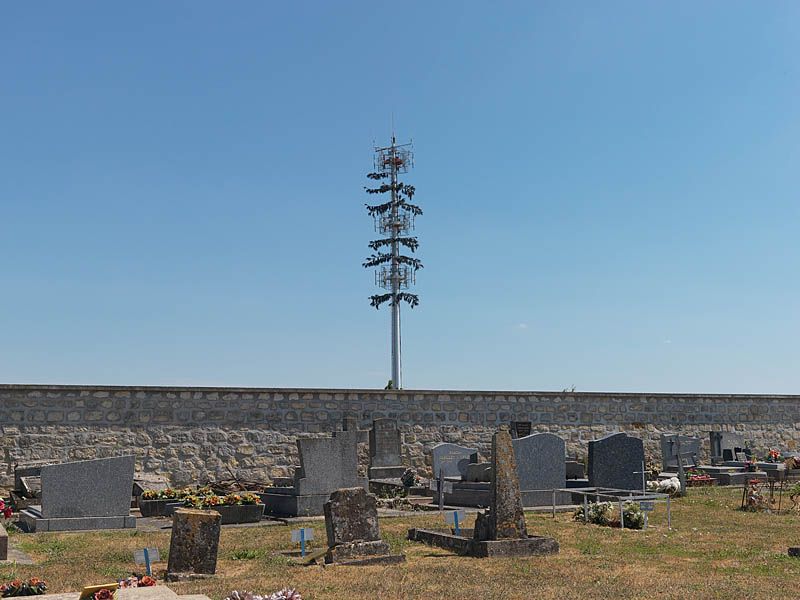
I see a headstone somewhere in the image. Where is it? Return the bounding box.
[0,523,7,561]
[587,433,645,491]
[323,487,404,565]
[660,434,701,471]
[19,456,136,532]
[432,443,477,479]
[166,509,221,580]
[474,431,527,541]
[261,423,368,518]
[368,419,405,479]
[709,432,746,462]
[512,433,566,494]
[566,459,585,480]
[294,429,362,495]
[510,421,532,439]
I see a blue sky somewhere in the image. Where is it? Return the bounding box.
[2,2,798,393]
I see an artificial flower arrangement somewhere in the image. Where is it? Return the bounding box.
[573,501,645,529]
[183,492,262,509]
[647,477,681,496]
[766,449,781,463]
[118,575,156,589]
[140,486,212,501]
[400,468,421,488]
[0,498,13,519]
[0,579,47,597]
[225,589,302,600]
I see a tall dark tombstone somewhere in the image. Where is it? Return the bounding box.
[587,433,645,491]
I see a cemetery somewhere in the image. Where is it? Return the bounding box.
[2,395,800,599]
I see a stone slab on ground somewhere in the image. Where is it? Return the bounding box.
[408,528,559,558]
[36,587,209,600]
[18,508,136,532]
[713,471,767,486]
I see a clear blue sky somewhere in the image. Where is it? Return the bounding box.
[2,2,798,393]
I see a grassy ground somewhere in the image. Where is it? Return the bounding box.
[3,487,800,600]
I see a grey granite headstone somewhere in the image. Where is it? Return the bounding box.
[587,433,644,491]
[41,455,134,518]
[432,443,477,479]
[294,429,362,495]
[660,433,701,471]
[512,433,566,493]
[709,431,746,461]
[369,419,402,468]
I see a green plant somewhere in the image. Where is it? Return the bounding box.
[573,501,614,526]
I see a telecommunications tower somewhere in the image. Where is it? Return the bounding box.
[362,136,423,389]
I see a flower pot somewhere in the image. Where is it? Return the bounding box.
[209,503,265,524]
[138,498,180,517]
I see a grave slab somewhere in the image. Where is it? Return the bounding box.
[19,456,136,532]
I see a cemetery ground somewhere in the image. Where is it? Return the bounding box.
[3,487,800,600]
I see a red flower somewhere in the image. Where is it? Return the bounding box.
[140,576,156,587]
[3,507,12,519]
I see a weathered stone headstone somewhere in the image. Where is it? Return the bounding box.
[660,433,701,471]
[19,456,136,532]
[166,509,221,580]
[432,443,477,479]
[587,433,645,491]
[474,431,527,541]
[323,487,404,565]
[368,419,405,479]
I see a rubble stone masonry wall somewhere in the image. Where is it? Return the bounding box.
[1,384,798,486]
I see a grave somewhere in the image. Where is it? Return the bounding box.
[431,443,477,479]
[409,430,560,557]
[368,418,406,479]
[19,456,136,532]
[709,431,750,463]
[440,434,571,507]
[587,433,645,491]
[261,420,368,517]
[512,433,571,506]
[166,508,221,581]
[323,487,405,565]
[0,523,6,561]
[660,434,701,472]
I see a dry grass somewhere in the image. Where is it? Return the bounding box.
[3,487,800,600]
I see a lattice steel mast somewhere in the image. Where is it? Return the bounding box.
[363,136,422,389]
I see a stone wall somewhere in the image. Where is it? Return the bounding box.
[1,384,798,486]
